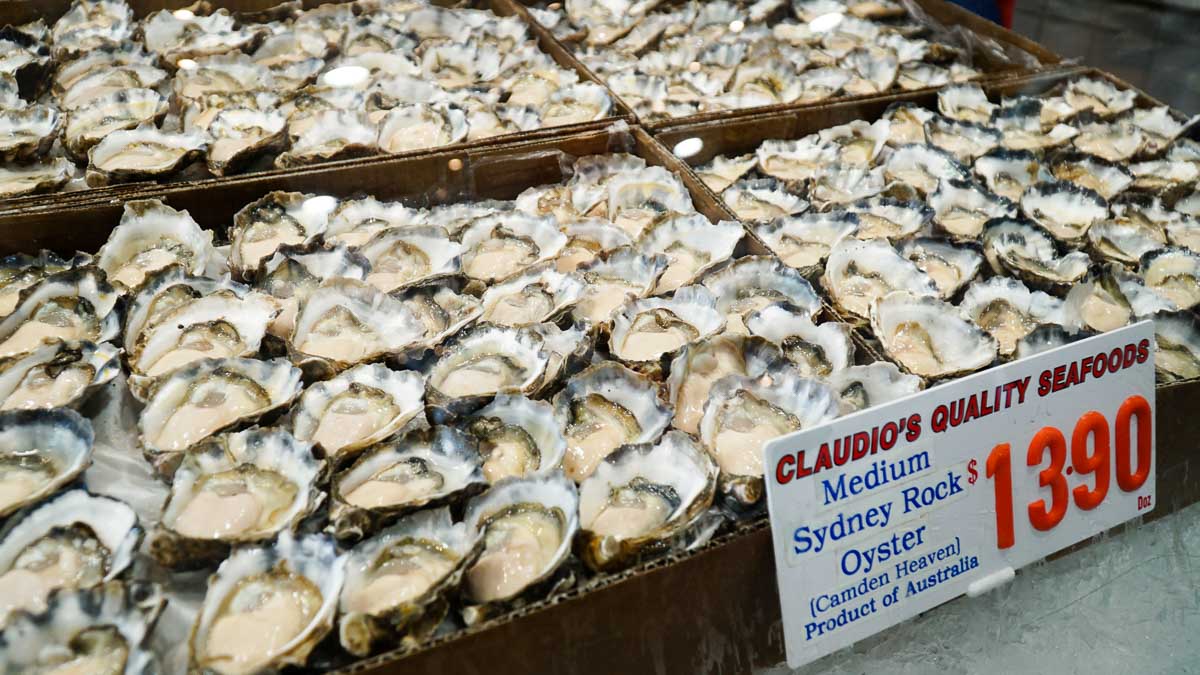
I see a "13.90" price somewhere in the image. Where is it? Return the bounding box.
[978,395,1153,549]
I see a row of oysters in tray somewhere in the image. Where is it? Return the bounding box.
[0,0,613,200]
[692,76,1200,383]
[530,0,985,121]
[0,151,919,673]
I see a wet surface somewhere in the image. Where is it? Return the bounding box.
[1012,0,1200,112]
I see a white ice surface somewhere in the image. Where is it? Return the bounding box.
[767,502,1200,675]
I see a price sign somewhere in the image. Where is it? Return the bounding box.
[764,321,1156,669]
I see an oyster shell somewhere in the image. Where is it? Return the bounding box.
[823,238,938,321]
[1015,323,1095,360]
[255,242,369,338]
[665,331,787,435]
[882,102,934,146]
[207,108,288,176]
[0,251,90,318]
[745,302,855,379]
[756,137,838,183]
[462,472,579,610]
[0,268,119,359]
[395,280,484,350]
[898,237,983,299]
[751,211,859,268]
[0,490,140,627]
[278,110,379,168]
[62,88,166,162]
[463,394,568,483]
[1086,218,1166,267]
[578,431,717,572]
[846,197,933,242]
[1150,310,1200,382]
[604,166,697,238]
[1020,181,1110,245]
[96,199,215,292]
[555,220,633,272]
[0,409,92,518]
[288,279,427,373]
[1049,152,1132,201]
[1129,159,1200,192]
[188,532,345,675]
[0,105,59,162]
[138,357,303,474]
[982,218,1092,293]
[572,248,667,325]
[870,290,997,378]
[701,256,821,335]
[960,277,1064,356]
[555,362,671,482]
[230,192,336,278]
[338,507,481,656]
[141,9,265,66]
[359,226,463,293]
[639,214,743,294]
[695,153,757,193]
[924,116,1001,163]
[152,428,324,569]
[1140,247,1200,310]
[722,178,809,222]
[51,0,134,59]
[1062,264,1173,333]
[331,427,486,537]
[828,362,923,414]
[377,103,469,154]
[459,213,567,283]
[938,83,996,124]
[929,178,1017,241]
[1072,120,1145,162]
[426,324,549,419]
[86,125,207,186]
[1063,78,1137,117]
[609,285,726,366]
[173,54,272,102]
[699,368,840,505]
[479,263,585,327]
[0,340,120,411]
[884,143,971,194]
[292,363,425,462]
[0,158,73,199]
[974,148,1042,202]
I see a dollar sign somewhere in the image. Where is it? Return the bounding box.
[967,459,978,485]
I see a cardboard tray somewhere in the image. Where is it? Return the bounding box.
[506,0,1063,131]
[0,0,636,213]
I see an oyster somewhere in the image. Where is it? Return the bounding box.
[665,331,787,435]
[1133,106,1197,154]
[819,119,890,167]
[1062,264,1172,333]
[572,248,668,325]
[722,178,809,222]
[1063,78,1137,117]
[338,508,481,656]
[882,102,934,146]
[96,199,216,291]
[828,362,923,414]
[938,83,996,124]
[479,263,585,327]
[756,137,838,183]
[639,214,743,294]
[463,394,568,483]
[609,285,726,366]
[1015,323,1095,360]
[359,226,463,293]
[86,125,207,186]
[0,409,92,518]
[1128,159,1200,192]
[751,211,859,268]
[0,581,162,675]
[141,9,265,66]
[207,108,288,176]
[56,64,168,111]
[884,143,971,194]
[1167,216,1200,254]
[1087,218,1166,267]
[699,369,840,505]
[462,472,578,609]
[0,340,120,411]
[138,357,303,473]
[331,427,486,537]
[898,237,983,299]
[459,213,567,283]
[0,251,89,318]
[288,279,426,373]
[188,533,345,675]
[395,280,484,349]
[426,324,549,419]
[152,428,324,569]
[982,218,1092,293]
[929,178,1017,241]
[960,277,1064,356]
[1073,120,1145,162]
[696,153,757,193]
[701,256,822,334]
[230,192,336,278]
[255,243,369,339]
[292,363,425,462]
[0,268,119,359]
[846,197,933,241]
[1150,310,1200,382]
[924,116,1001,163]
[870,290,997,378]
[555,362,671,482]
[0,158,73,199]
[604,167,697,238]
[1049,152,1133,201]
[278,110,379,168]
[810,163,887,206]
[745,302,855,379]
[823,238,938,320]
[376,103,468,154]
[51,0,134,58]
[62,88,166,162]
[974,149,1042,202]
[0,105,59,162]
[173,54,272,102]
[0,490,139,627]
[578,431,717,572]
[1140,247,1200,310]
[555,220,633,272]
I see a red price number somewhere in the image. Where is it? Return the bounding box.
[984,395,1152,549]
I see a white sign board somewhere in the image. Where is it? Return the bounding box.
[764,321,1157,668]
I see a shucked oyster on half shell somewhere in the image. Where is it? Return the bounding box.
[898,237,984,299]
[255,242,369,338]
[982,218,1092,294]
[479,262,585,327]
[230,192,338,280]
[5,339,111,415]
[828,362,924,414]
[0,489,140,628]
[425,323,549,420]
[665,333,787,437]
[702,256,822,335]
[929,178,1017,241]
[751,211,860,269]
[822,237,939,321]
[1020,180,1109,245]
[745,302,856,380]
[277,109,380,168]
[330,426,486,539]
[571,247,668,326]
[462,394,568,484]
[1062,263,1174,334]
[141,8,266,66]
[638,214,743,294]
[188,532,345,675]
[699,368,840,506]
[62,87,167,162]
[207,107,288,177]
[608,285,726,368]
[0,581,163,675]
[0,251,92,319]
[0,157,73,199]
[338,507,482,657]
[462,472,579,618]
[1140,247,1200,311]
[86,125,208,187]
[870,290,998,379]
[459,213,568,284]
[152,428,324,570]
[1149,310,1200,382]
[96,199,216,292]
[292,363,424,465]
[0,408,92,518]
[288,279,427,375]
[0,105,60,162]
[138,357,303,476]
[960,277,1064,357]
[359,226,463,293]
[578,430,717,572]
[0,268,119,360]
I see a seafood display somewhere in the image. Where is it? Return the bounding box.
[527,0,994,121]
[691,77,1200,382]
[0,0,614,199]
